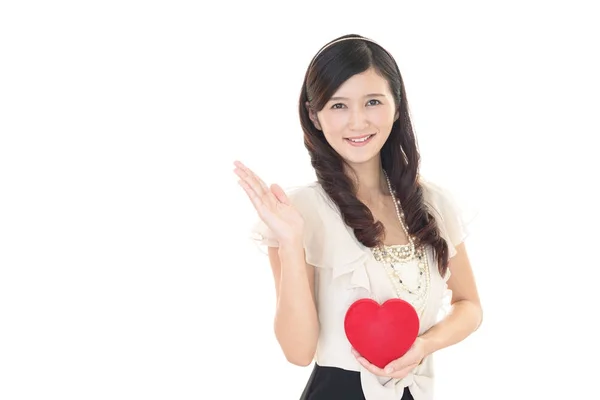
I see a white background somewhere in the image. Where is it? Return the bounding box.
[1,1,599,399]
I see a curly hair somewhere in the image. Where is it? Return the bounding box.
[298,34,450,276]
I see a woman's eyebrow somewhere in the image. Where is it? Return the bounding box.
[329,93,386,101]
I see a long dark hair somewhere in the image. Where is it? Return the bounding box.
[298,34,450,277]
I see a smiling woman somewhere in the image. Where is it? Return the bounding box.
[234,34,482,400]
[308,71,398,161]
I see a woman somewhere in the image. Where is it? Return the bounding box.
[234,34,482,400]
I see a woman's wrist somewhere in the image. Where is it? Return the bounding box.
[278,239,305,260]
[418,335,439,358]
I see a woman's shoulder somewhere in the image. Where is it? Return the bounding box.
[285,181,337,217]
[284,181,321,202]
[419,177,462,215]
[419,176,450,199]
[418,176,474,253]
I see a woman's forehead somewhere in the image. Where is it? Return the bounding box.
[331,69,392,98]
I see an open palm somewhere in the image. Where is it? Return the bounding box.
[234,161,304,246]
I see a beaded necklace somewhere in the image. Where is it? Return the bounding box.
[370,171,430,316]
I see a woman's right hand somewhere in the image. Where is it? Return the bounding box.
[234,160,305,246]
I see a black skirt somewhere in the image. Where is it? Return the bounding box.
[300,363,414,400]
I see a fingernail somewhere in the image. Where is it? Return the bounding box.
[385,367,393,374]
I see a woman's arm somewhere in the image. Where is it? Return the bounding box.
[420,242,483,356]
[353,241,483,377]
[267,241,319,366]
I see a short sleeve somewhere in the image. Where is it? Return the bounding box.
[421,178,476,259]
[248,184,325,267]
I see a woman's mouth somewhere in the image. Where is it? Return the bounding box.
[344,134,375,147]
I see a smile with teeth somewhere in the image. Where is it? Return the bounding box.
[345,134,375,145]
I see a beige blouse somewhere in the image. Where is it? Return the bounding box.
[251,178,470,400]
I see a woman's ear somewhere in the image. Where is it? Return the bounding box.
[305,101,322,131]
[394,109,400,122]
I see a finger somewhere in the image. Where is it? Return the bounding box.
[384,355,414,374]
[234,161,270,195]
[354,355,388,377]
[250,169,270,193]
[270,183,290,205]
[233,166,266,198]
[234,169,276,212]
[238,179,270,216]
[389,363,419,380]
[384,362,402,375]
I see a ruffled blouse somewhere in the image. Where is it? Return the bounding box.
[250,178,470,400]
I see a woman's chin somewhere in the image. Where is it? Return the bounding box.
[340,151,382,167]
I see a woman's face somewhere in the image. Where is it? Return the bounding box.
[309,67,398,167]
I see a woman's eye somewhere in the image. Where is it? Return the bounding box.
[331,103,346,109]
[367,99,381,106]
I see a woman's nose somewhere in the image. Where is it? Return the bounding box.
[348,108,369,131]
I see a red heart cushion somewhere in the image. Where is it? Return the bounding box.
[344,298,419,369]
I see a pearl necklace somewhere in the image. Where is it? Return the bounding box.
[370,171,431,316]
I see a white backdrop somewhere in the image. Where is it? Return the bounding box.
[1,1,599,399]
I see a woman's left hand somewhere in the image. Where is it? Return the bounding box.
[351,337,427,380]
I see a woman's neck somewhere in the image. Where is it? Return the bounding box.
[346,158,390,205]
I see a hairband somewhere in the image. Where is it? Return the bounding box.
[306,36,401,105]
[308,36,390,69]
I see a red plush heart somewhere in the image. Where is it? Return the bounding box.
[344,298,419,369]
